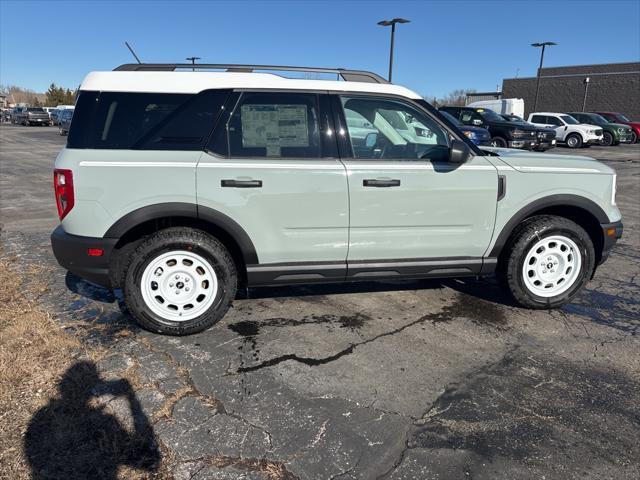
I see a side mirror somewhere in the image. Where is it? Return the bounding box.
[449,139,471,164]
[472,119,483,126]
[365,132,378,148]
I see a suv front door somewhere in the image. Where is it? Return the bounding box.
[198,91,349,283]
[334,95,498,278]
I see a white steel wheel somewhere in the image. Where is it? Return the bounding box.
[521,235,582,297]
[140,250,218,322]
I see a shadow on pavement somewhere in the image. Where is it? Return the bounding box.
[24,361,160,480]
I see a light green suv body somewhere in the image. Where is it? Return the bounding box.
[51,64,622,335]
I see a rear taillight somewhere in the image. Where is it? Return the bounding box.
[54,169,74,220]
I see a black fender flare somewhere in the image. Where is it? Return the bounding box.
[488,194,609,258]
[104,202,259,265]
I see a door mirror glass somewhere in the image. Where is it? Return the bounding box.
[449,139,471,164]
[365,132,378,148]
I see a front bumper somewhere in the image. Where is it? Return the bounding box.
[51,226,117,288]
[508,139,536,149]
[617,132,634,143]
[599,220,623,265]
[586,137,603,145]
[535,138,557,151]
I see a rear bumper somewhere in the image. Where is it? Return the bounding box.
[599,220,623,265]
[50,226,117,288]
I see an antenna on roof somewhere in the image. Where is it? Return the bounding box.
[125,41,142,64]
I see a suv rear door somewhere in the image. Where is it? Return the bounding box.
[198,91,349,283]
[333,95,498,277]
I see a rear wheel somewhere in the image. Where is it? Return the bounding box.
[565,133,582,148]
[498,215,595,309]
[602,131,614,147]
[123,227,237,335]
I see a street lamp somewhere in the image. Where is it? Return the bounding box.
[582,77,591,112]
[531,42,557,112]
[378,18,410,82]
[186,56,201,72]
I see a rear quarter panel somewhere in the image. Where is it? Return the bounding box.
[56,149,199,237]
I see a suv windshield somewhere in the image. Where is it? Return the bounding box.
[588,114,610,125]
[476,109,505,122]
[560,115,579,125]
[440,111,462,126]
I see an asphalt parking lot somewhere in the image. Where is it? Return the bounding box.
[1,123,639,479]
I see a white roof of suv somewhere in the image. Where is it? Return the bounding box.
[80,71,422,99]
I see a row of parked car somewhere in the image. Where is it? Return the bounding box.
[8,105,74,135]
[439,105,638,150]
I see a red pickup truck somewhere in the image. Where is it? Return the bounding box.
[595,111,640,144]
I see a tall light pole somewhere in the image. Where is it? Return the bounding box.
[531,41,557,112]
[186,56,201,71]
[378,18,410,82]
[582,77,591,112]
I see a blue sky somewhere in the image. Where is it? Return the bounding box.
[1,0,639,98]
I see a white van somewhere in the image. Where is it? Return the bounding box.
[467,98,525,118]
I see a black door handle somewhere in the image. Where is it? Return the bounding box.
[221,179,263,188]
[363,179,401,188]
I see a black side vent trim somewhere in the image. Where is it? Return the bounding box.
[497,175,506,201]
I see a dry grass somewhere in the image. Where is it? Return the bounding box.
[0,259,90,479]
[0,257,165,479]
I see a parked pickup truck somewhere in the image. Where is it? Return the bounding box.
[500,114,557,151]
[440,106,538,149]
[16,107,51,126]
[528,112,603,149]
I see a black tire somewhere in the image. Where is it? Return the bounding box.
[122,227,237,335]
[631,131,638,144]
[490,137,508,148]
[602,131,614,147]
[565,133,582,149]
[498,215,595,309]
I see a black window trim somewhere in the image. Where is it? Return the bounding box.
[207,90,338,161]
[331,92,480,161]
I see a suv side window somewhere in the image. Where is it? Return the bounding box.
[531,115,547,124]
[548,116,562,126]
[340,96,449,161]
[222,92,323,159]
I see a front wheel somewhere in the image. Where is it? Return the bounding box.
[123,227,237,335]
[490,137,508,148]
[565,133,582,149]
[631,131,638,144]
[602,131,614,147]
[499,215,595,309]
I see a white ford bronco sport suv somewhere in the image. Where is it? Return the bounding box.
[528,112,604,148]
[51,63,623,335]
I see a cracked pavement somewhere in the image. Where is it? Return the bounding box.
[1,125,639,479]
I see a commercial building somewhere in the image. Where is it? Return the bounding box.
[501,62,640,119]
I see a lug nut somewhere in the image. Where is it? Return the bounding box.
[175,275,179,279]
[175,290,180,295]
[185,287,190,292]
[169,283,174,287]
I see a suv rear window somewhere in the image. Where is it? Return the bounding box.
[67,90,229,150]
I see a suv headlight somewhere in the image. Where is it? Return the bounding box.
[611,174,617,206]
[463,130,477,140]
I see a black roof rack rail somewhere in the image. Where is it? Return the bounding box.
[113,63,390,84]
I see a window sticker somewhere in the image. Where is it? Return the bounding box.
[241,104,309,151]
